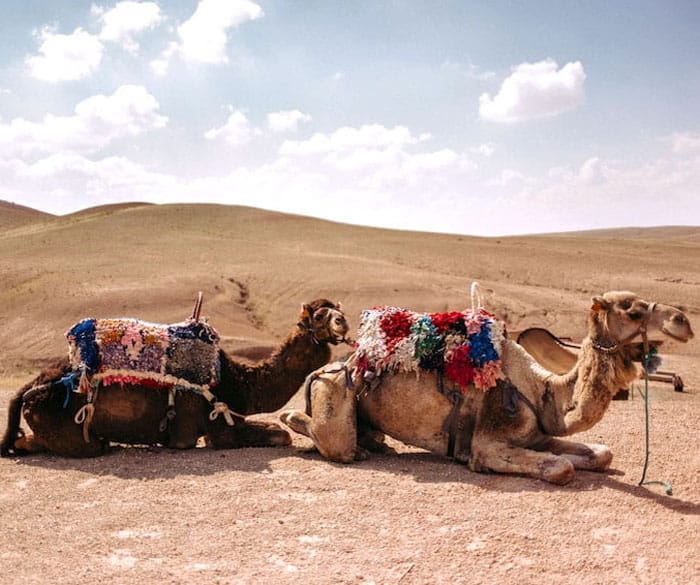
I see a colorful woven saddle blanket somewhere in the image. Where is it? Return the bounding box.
[355,306,506,392]
[66,317,221,391]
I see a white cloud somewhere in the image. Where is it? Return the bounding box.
[26,27,103,82]
[169,0,263,67]
[278,123,474,194]
[11,152,180,213]
[669,131,700,155]
[95,1,163,54]
[0,85,167,157]
[279,124,428,156]
[204,109,258,146]
[479,59,586,123]
[266,110,312,133]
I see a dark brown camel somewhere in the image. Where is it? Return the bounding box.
[1,299,349,457]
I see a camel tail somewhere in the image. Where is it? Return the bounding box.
[1,386,27,457]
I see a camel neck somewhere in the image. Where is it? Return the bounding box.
[564,338,637,434]
[219,329,332,415]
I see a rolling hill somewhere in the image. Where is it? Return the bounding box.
[1,201,698,374]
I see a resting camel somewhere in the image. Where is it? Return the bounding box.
[280,292,693,484]
[1,298,349,457]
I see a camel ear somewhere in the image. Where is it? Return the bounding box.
[335,301,343,311]
[300,303,313,322]
[591,295,610,313]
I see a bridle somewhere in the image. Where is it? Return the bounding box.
[592,302,657,354]
[304,362,356,416]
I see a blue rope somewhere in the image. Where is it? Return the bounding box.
[638,347,673,495]
[60,371,80,408]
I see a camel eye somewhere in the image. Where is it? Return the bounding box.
[619,299,632,310]
[314,313,324,321]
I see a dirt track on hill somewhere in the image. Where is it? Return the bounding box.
[1,369,698,585]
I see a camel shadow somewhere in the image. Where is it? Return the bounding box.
[575,471,700,514]
[8,443,291,480]
[294,446,700,513]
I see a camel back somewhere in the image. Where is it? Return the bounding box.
[66,317,221,391]
[355,306,506,392]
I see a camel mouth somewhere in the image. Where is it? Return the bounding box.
[330,334,352,346]
[660,326,692,343]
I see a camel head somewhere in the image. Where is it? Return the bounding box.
[589,291,694,348]
[299,299,350,345]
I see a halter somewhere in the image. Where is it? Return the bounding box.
[592,302,656,354]
[304,362,356,417]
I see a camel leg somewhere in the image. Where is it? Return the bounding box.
[279,409,313,439]
[167,392,208,450]
[18,388,108,458]
[20,411,107,457]
[470,438,576,485]
[205,416,291,449]
[279,410,324,453]
[12,432,46,455]
[539,437,612,471]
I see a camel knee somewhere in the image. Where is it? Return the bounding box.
[540,457,576,485]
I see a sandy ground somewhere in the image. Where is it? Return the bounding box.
[1,366,698,585]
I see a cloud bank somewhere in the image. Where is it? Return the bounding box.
[479,59,586,123]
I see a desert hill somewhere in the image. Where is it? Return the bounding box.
[0,202,698,374]
[0,200,54,229]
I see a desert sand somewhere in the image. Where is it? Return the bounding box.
[0,202,698,584]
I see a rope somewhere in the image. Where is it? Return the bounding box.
[208,402,241,426]
[638,346,673,495]
[74,403,95,443]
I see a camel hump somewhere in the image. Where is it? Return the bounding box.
[65,317,221,390]
[355,306,506,392]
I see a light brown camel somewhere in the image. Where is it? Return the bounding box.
[1,299,349,458]
[279,292,693,484]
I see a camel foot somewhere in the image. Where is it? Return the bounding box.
[279,410,312,439]
[543,439,613,471]
[2,432,33,457]
[8,431,107,458]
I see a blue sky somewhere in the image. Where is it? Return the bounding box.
[1,0,699,236]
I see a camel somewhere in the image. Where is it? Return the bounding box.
[1,298,349,458]
[279,292,693,484]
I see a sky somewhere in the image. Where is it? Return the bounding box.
[1,1,699,236]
